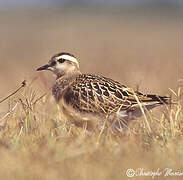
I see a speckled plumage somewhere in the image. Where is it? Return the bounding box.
[37,52,170,131]
[54,73,169,117]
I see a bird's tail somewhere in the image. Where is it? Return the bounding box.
[144,94,172,105]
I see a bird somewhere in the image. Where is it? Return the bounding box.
[36,52,170,132]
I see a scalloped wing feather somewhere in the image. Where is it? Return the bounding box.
[63,74,170,116]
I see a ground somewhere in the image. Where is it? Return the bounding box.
[0,6,183,180]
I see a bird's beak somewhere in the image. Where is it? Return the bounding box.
[36,64,50,71]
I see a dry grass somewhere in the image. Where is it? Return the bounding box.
[0,6,183,180]
[0,76,183,180]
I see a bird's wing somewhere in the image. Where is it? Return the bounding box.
[64,74,169,115]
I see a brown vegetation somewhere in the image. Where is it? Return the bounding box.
[0,6,183,180]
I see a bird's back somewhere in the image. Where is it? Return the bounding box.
[61,74,170,117]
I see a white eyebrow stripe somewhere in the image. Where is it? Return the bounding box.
[59,55,79,68]
[60,55,77,63]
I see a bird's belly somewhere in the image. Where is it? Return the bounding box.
[58,99,103,130]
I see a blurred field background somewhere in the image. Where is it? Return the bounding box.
[0,0,183,179]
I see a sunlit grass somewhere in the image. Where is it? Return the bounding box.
[0,6,183,179]
[0,79,182,180]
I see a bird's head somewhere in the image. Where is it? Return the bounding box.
[37,52,80,78]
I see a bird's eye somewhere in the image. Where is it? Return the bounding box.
[58,58,65,63]
[50,61,56,66]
